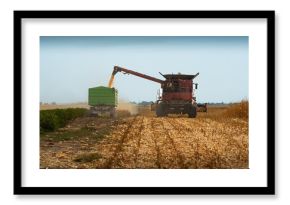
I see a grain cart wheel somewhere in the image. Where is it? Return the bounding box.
[188,105,197,118]
[89,107,98,117]
[156,103,165,117]
[110,107,117,118]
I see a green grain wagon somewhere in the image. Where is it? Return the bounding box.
[88,86,118,117]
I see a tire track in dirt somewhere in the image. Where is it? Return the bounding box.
[134,117,159,168]
[104,116,138,168]
[151,118,185,168]
[150,119,161,168]
[160,119,186,168]
[133,117,144,166]
[165,118,200,168]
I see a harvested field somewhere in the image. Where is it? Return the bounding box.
[40,104,248,169]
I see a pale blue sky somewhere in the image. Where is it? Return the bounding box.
[40,36,248,103]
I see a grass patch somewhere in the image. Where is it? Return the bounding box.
[40,108,88,132]
[41,124,114,142]
[41,128,91,142]
[94,126,113,139]
[74,153,102,163]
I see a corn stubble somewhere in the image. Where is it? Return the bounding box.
[40,102,248,169]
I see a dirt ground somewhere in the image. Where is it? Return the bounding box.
[40,107,248,169]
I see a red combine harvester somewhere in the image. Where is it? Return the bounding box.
[111,65,206,118]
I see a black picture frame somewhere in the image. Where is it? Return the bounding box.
[14,10,275,195]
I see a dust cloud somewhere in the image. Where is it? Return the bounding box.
[117,99,138,115]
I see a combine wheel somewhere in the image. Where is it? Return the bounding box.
[156,103,166,117]
[188,105,197,118]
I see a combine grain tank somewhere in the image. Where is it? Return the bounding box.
[88,86,118,117]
